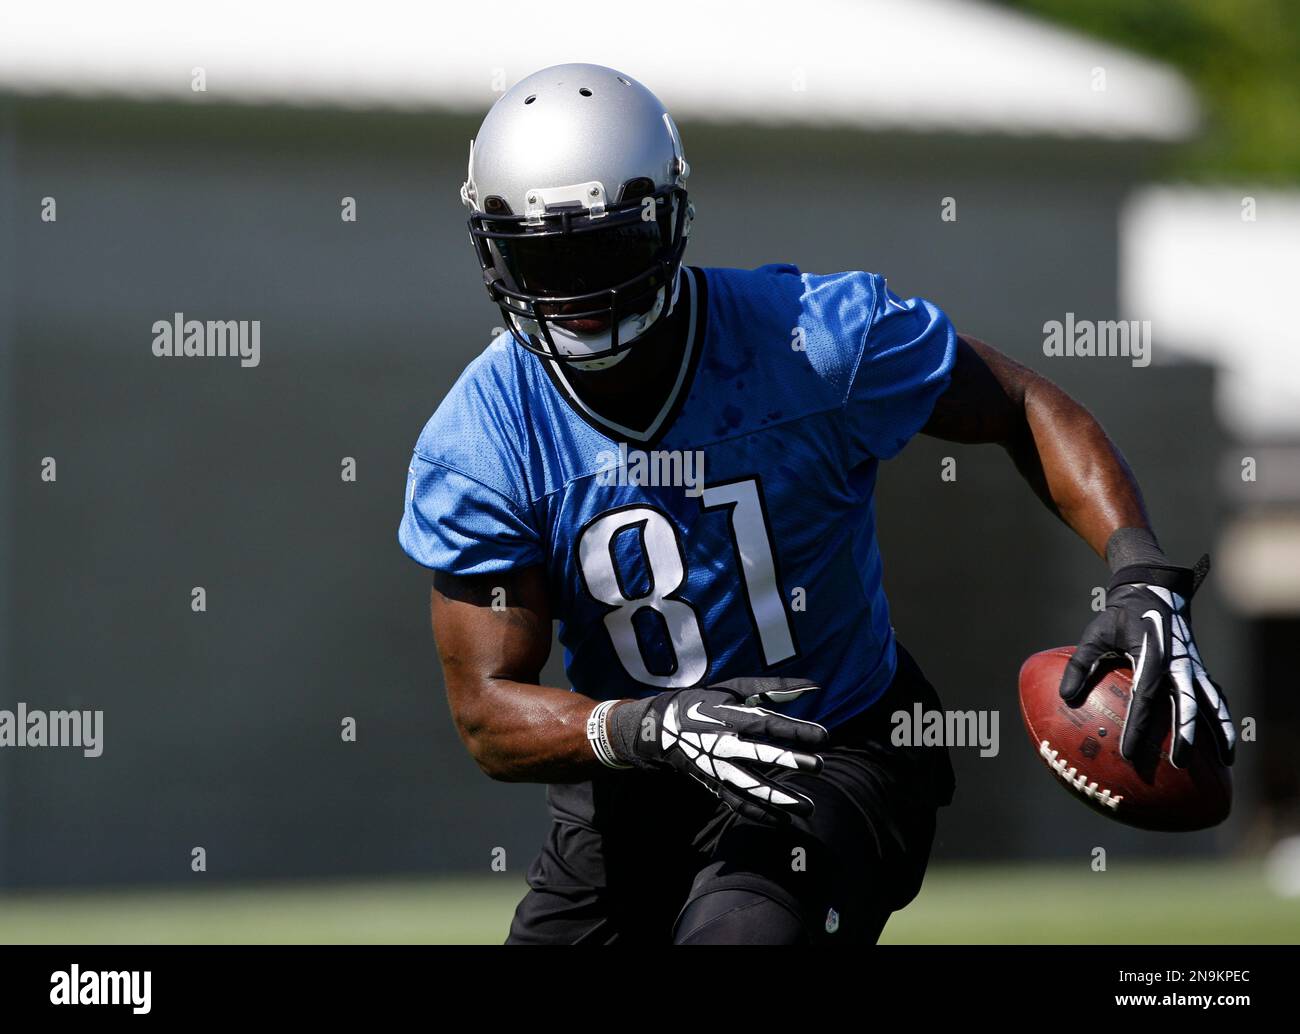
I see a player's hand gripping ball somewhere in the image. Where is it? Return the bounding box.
[1019,647,1231,831]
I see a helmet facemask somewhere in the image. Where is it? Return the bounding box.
[468,182,692,369]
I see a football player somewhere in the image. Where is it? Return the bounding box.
[399,64,1236,944]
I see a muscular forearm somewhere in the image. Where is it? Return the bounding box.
[1012,372,1151,559]
[447,673,615,782]
[431,568,624,783]
[926,335,1152,561]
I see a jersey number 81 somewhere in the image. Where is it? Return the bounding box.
[576,477,797,688]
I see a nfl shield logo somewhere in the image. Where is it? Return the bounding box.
[825,907,840,934]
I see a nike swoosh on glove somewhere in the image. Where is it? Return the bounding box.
[1059,554,1235,768]
[608,677,829,823]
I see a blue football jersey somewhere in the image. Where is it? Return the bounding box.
[399,264,956,728]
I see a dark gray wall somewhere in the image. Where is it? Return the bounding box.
[0,99,1243,886]
[0,104,16,887]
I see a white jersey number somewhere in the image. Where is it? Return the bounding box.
[576,478,797,687]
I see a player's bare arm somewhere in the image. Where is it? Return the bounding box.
[922,333,1149,557]
[432,566,829,818]
[432,566,599,783]
[923,333,1235,768]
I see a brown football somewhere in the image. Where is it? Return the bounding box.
[1018,647,1231,831]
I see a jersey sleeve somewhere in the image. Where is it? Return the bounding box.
[399,454,544,575]
[843,279,957,460]
[397,347,545,575]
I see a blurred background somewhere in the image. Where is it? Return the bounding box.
[1,0,1298,942]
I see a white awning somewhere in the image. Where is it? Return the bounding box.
[0,0,1197,141]
[1122,186,1300,439]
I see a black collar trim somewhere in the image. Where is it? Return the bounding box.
[541,265,708,449]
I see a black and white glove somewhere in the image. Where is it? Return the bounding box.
[1059,554,1235,768]
[601,678,829,823]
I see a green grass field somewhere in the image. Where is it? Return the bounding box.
[1,861,1296,944]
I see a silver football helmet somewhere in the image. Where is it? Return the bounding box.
[461,64,692,370]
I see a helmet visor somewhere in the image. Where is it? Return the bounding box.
[495,212,664,299]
